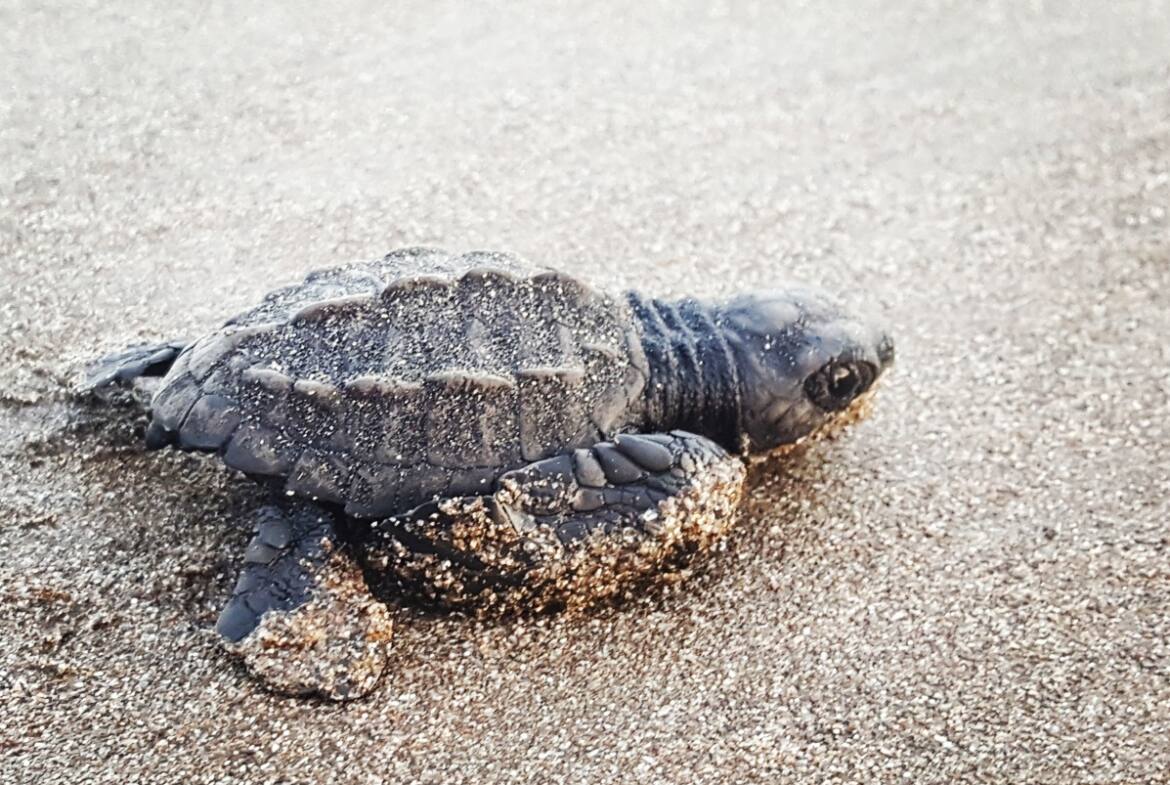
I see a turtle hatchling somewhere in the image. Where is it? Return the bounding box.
[82,247,894,700]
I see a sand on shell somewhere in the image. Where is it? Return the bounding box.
[2,2,1168,783]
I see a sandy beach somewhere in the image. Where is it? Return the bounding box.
[2,2,1168,783]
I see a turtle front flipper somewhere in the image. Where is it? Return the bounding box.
[217,500,393,701]
[79,340,188,392]
[363,431,747,612]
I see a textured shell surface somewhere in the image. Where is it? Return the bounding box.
[150,249,650,518]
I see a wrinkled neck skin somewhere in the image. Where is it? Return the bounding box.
[627,293,745,453]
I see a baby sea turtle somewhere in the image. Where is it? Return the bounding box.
[82,247,894,700]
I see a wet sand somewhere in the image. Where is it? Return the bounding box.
[2,2,1168,783]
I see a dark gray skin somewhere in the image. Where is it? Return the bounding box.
[83,248,893,700]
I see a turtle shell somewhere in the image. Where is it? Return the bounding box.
[148,248,649,518]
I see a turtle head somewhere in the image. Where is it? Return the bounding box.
[718,286,895,456]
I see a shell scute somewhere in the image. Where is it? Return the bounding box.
[223,424,294,477]
[290,294,374,325]
[423,371,520,469]
[152,374,202,432]
[286,449,350,504]
[179,394,241,450]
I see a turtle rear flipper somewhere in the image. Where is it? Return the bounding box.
[79,340,188,392]
[217,500,393,701]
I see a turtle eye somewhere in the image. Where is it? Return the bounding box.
[805,360,875,411]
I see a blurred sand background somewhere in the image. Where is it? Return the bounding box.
[1,1,1168,783]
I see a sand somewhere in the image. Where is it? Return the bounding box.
[2,2,1168,783]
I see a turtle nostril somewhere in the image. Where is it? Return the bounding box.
[877,335,896,369]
